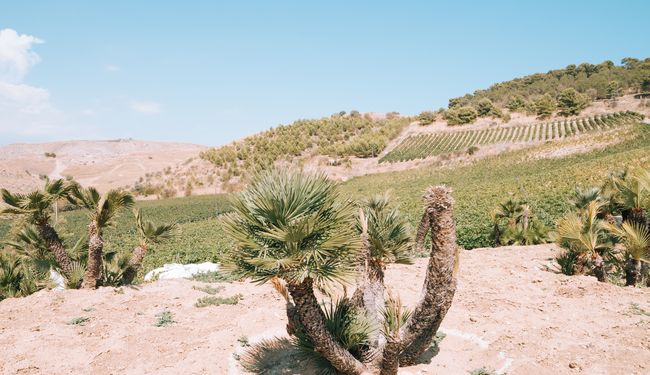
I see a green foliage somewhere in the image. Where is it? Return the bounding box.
[194,294,242,307]
[490,196,549,246]
[447,57,650,108]
[154,309,176,327]
[607,80,622,99]
[469,368,499,375]
[347,120,650,249]
[534,94,556,119]
[381,112,641,163]
[444,106,478,125]
[294,299,371,375]
[417,111,436,125]
[199,116,410,181]
[0,254,44,300]
[191,270,240,283]
[358,193,413,266]
[476,98,505,119]
[192,284,224,294]
[556,88,589,117]
[555,250,579,275]
[67,316,90,326]
[221,169,360,289]
[506,95,526,112]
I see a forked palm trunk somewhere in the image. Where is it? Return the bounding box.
[121,245,147,285]
[397,186,458,366]
[37,222,73,276]
[81,221,103,289]
[624,258,642,286]
[288,278,368,375]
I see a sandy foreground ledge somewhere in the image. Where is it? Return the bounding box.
[1,244,649,375]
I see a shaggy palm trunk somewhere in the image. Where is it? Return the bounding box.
[397,186,457,366]
[37,222,73,276]
[121,245,147,285]
[351,212,386,349]
[81,221,103,289]
[414,211,430,253]
[288,278,367,375]
[379,337,401,375]
[624,258,642,286]
[592,253,607,283]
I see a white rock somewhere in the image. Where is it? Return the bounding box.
[144,262,220,281]
[50,269,66,291]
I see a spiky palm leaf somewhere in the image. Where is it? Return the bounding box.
[492,196,525,226]
[604,221,650,262]
[610,167,650,212]
[571,187,602,211]
[1,178,74,224]
[134,208,176,246]
[552,201,610,255]
[357,193,412,266]
[0,254,45,299]
[221,169,360,289]
[69,186,135,229]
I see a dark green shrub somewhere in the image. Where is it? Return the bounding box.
[444,106,478,125]
[417,111,436,125]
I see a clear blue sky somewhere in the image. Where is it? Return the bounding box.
[1,1,648,146]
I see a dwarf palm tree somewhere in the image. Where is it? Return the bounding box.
[553,201,611,281]
[223,170,365,374]
[571,187,602,212]
[224,170,458,374]
[611,167,650,225]
[69,186,134,289]
[604,221,650,286]
[121,209,176,284]
[0,179,74,276]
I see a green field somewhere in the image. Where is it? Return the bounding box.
[2,121,648,276]
[381,111,642,163]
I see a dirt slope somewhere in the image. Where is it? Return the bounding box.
[1,244,648,375]
[0,139,207,193]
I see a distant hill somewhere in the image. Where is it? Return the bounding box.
[447,57,650,109]
[0,139,207,194]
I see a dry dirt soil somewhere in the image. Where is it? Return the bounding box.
[1,244,648,375]
[0,139,207,193]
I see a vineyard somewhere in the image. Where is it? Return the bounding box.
[380,111,643,163]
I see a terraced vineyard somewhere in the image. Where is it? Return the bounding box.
[380,111,643,163]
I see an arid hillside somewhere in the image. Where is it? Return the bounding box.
[136,96,650,197]
[0,139,207,194]
[1,245,648,375]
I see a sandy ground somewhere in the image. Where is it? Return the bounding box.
[0,139,207,193]
[1,244,648,375]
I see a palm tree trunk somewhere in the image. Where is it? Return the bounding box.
[624,258,642,286]
[351,211,386,349]
[36,222,73,276]
[81,221,103,289]
[398,186,457,366]
[414,211,430,253]
[379,336,401,375]
[287,278,368,375]
[121,245,147,285]
[592,253,607,283]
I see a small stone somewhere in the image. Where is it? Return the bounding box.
[469,317,477,323]
[569,362,579,369]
